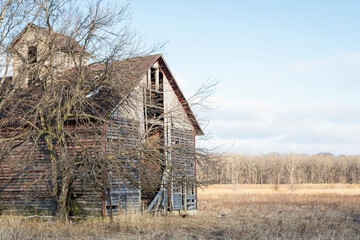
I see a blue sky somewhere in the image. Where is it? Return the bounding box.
[129,1,360,155]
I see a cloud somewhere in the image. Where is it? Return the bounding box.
[201,94,360,155]
[182,50,360,155]
[280,50,360,93]
[210,97,274,121]
[199,132,360,155]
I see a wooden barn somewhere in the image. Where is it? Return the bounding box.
[0,24,202,217]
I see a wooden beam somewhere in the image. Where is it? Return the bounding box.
[147,189,162,212]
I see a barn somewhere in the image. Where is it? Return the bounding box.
[0,24,202,217]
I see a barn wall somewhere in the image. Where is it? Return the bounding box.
[12,26,88,87]
[1,58,199,216]
[0,136,56,215]
[112,75,145,122]
[137,61,197,212]
[0,117,144,217]
[170,128,196,211]
[67,126,104,217]
[105,114,142,214]
[160,64,197,211]
[163,73,193,131]
[0,126,105,216]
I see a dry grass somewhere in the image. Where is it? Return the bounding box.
[1,184,360,239]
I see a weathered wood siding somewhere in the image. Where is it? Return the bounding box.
[106,116,142,214]
[1,57,199,215]
[170,128,196,211]
[0,136,56,215]
[0,116,142,216]
[138,60,198,212]
[0,126,105,216]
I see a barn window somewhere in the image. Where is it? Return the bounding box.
[28,46,37,64]
[150,67,156,90]
[27,46,38,86]
[159,71,163,91]
[149,65,163,91]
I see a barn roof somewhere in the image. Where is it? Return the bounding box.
[2,23,203,135]
[0,55,203,135]
[116,54,203,135]
[87,54,203,135]
[10,23,83,53]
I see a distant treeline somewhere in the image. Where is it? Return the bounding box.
[197,153,360,185]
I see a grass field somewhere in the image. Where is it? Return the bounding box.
[1,184,360,239]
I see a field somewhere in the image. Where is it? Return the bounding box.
[1,184,360,239]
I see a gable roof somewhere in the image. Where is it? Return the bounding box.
[157,56,203,136]
[0,53,202,135]
[118,54,203,136]
[86,54,203,135]
[3,24,202,135]
[78,55,163,118]
[10,23,83,53]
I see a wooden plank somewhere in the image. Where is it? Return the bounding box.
[147,189,162,212]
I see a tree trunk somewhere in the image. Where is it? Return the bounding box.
[55,180,70,222]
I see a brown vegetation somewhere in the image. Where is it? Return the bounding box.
[1,184,359,239]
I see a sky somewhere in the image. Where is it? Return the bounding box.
[128,1,360,155]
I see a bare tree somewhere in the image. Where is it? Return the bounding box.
[0,0,165,222]
[0,0,40,108]
[0,0,216,222]
[198,153,360,186]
